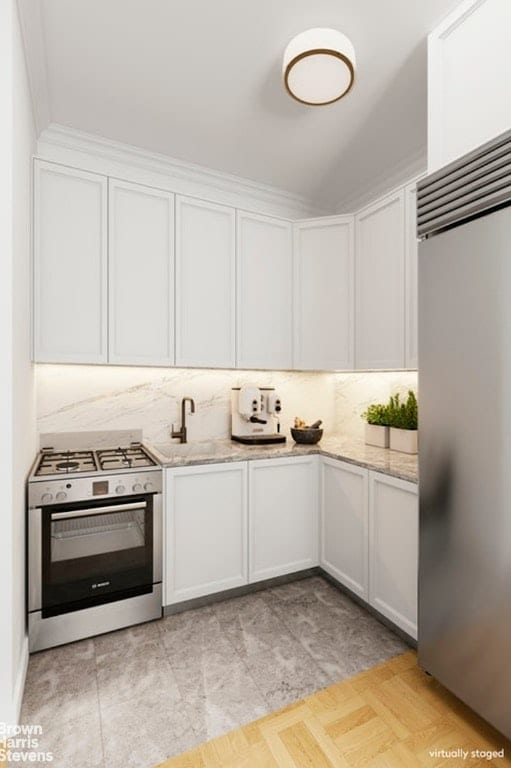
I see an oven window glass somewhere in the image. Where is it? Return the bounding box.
[51,508,145,561]
[42,497,153,616]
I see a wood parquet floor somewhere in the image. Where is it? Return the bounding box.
[159,651,511,768]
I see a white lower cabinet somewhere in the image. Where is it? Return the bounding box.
[319,460,418,638]
[320,458,369,600]
[164,456,417,638]
[165,463,248,604]
[248,456,318,583]
[368,471,418,638]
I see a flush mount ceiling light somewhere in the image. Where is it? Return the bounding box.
[283,28,356,106]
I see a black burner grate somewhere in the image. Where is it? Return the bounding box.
[35,450,98,476]
[96,444,157,471]
[34,444,157,477]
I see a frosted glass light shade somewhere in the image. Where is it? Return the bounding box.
[283,28,356,106]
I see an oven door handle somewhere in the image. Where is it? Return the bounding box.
[51,501,147,521]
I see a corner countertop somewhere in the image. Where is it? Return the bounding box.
[147,435,418,484]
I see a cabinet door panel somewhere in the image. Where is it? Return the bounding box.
[355,191,405,369]
[405,182,419,369]
[369,472,418,638]
[34,161,107,362]
[237,212,293,369]
[109,179,174,365]
[175,197,235,368]
[320,458,368,599]
[165,463,248,604]
[294,218,354,370]
[249,457,318,582]
[428,0,511,171]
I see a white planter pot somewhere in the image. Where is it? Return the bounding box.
[390,427,418,454]
[365,423,389,448]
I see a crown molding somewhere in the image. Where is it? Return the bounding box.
[37,123,329,219]
[334,148,427,214]
[16,0,51,136]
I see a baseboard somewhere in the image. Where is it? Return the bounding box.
[12,636,29,724]
[319,569,417,648]
[163,568,417,649]
[163,568,320,615]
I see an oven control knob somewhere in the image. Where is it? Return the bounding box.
[144,482,154,492]
[115,485,125,495]
[132,483,143,493]
[41,493,53,503]
[56,492,67,501]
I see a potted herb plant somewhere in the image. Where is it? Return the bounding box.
[387,391,418,454]
[362,403,390,448]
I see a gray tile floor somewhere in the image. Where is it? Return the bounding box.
[20,576,408,768]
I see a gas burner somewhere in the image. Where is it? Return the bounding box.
[56,460,80,472]
[32,443,158,479]
[35,450,98,477]
[96,444,156,472]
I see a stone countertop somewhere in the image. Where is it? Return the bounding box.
[147,435,418,484]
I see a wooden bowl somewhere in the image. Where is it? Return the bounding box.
[290,427,323,445]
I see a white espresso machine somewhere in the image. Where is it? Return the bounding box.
[231,385,286,445]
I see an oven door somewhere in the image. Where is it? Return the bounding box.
[41,495,154,617]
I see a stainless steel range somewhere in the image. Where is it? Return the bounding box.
[27,434,163,652]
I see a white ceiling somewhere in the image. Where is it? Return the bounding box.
[23,0,460,211]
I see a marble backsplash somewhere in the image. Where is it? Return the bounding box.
[35,365,418,446]
[333,371,418,439]
[35,365,336,445]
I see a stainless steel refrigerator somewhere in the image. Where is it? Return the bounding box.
[418,128,511,740]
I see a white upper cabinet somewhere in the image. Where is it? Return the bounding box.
[175,196,235,368]
[33,158,419,373]
[294,217,354,371]
[405,181,419,369]
[33,160,108,363]
[428,0,511,171]
[108,179,175,365]
[355,190,405,370]
[236,212,293,370]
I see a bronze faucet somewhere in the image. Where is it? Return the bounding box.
[171,397,196,443]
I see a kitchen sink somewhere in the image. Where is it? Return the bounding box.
[151,441,235,459]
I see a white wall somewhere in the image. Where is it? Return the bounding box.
[428,0,511,171]
[0,0,16,728]
[0,0,36,726]
[12,0,37,719]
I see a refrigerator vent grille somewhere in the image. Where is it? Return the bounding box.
[417,128,511,238]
